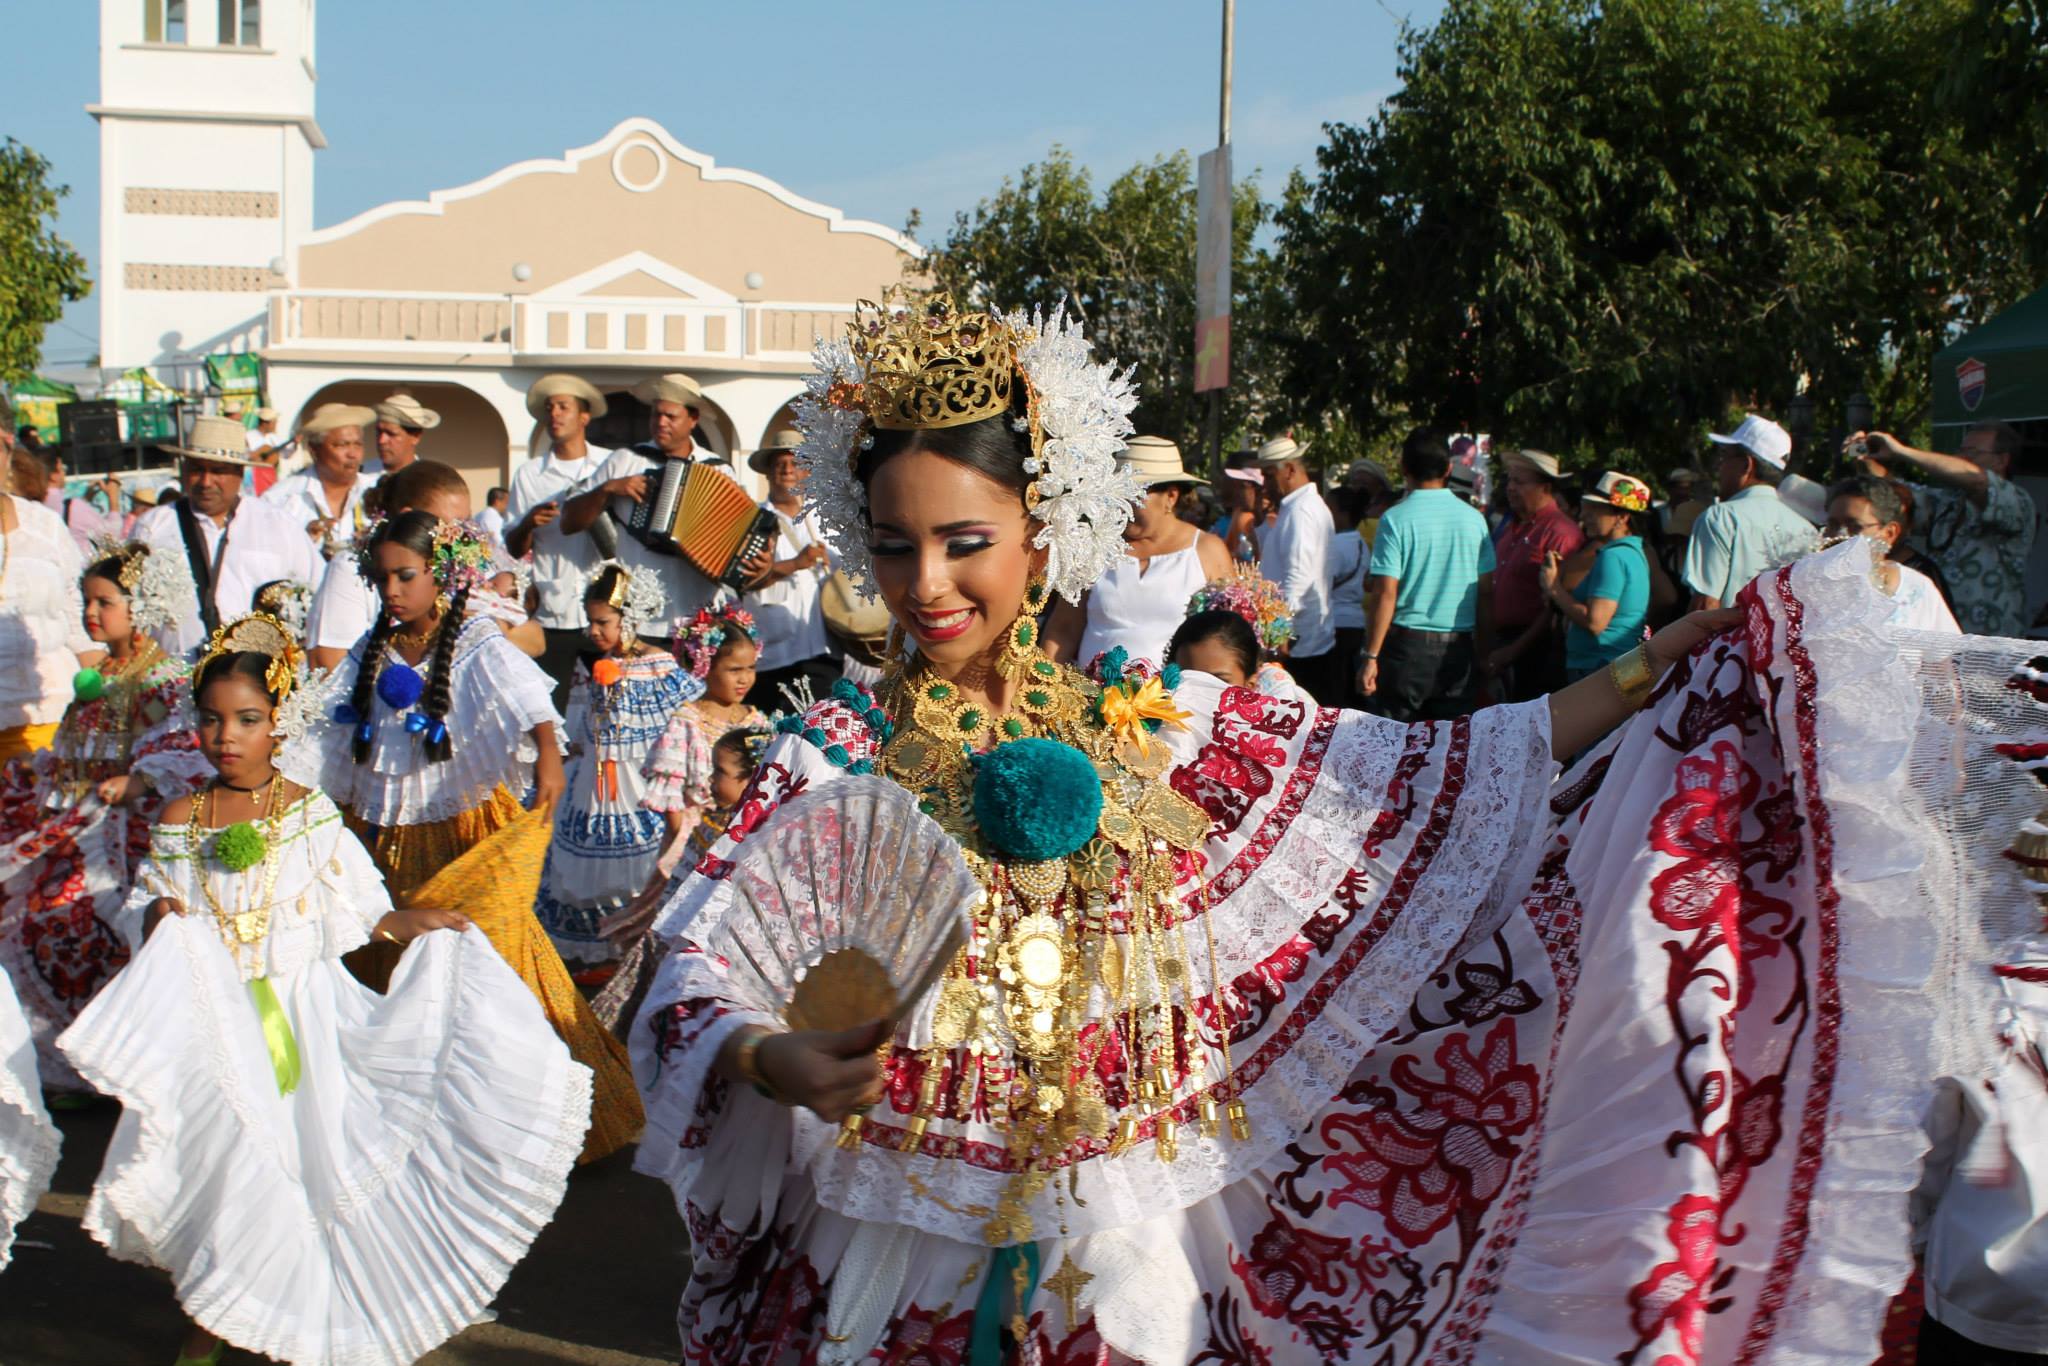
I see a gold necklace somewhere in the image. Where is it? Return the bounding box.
[63,638,166,794]
[389,618,438,653]
[188,777,288,970]
[869,612,1246,1246]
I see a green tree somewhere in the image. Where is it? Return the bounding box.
[913,146,1282,460]
[1277,0,2045,473]
[0,139,91,384]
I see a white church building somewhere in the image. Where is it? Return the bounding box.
[92,0,917,501]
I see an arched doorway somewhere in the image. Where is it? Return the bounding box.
[293,381,510,513]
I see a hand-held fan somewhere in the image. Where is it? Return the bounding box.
[704,775,978,1036]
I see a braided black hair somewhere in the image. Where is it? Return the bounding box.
[349,509,465,764]
[419,585,466,763]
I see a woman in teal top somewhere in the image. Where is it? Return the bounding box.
[1542,471,1653,680]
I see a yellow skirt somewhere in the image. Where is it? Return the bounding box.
[0,722,60,765]
[348,786,644,1165]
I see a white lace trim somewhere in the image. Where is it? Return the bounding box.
[279,616,562,827]
[0,977,60,1271]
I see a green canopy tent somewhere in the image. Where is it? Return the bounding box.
[1932,283,2048,452]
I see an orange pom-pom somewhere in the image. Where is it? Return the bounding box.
[591,658,623,687]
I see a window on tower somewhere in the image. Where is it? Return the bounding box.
[217,0,259,45]
[144,0,188,42]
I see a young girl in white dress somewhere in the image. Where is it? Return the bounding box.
[0,967,58,1275]
[58,614,591,1366]
[534,561,688,966]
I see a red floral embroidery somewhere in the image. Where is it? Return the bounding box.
[1627,1195,1734,1363]
[1319,1018,1540,1249]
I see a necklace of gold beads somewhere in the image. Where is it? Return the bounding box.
[870,609,1249,1246]
[187,777,289,973]
[62,638,166,797]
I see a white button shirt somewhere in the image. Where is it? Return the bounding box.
[1260,482,1336,658]
[262,470,379,561]
[506,446,608,630]
[744,502,832,670]
[133,494,324,657]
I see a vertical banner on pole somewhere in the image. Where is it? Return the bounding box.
[1194,145,1232,394]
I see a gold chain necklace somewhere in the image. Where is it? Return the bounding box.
[65,638,166,792]
[187,777,287,971]
[869,612,1245,1246]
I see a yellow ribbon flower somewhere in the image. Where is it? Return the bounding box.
[1098,675,1193,759]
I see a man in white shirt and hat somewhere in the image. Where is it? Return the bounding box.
[741,429,839,708]
[506,373,612,706]
[133,414,322,656]
[559,371,726,650]
[1683,414,1820,610]
[1256,434,1340,703]
[367,392,439,476]
[263,402,379,561]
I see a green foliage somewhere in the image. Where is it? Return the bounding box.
[913,147,1281,462]
[0,139,91,385]
[1277,0,2046,475]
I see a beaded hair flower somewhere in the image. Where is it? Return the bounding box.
[351,513,495,596]
[1187,569,1297,655]
[676,605,760,679]
[85,537,195,637]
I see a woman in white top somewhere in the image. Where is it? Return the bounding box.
[0,458,95,761]
[1047,435,1232,669]
[1824,475,1961,634]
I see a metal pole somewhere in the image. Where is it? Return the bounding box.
[1207,0,1235,479]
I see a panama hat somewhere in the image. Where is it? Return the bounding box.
[1579,471,1652,513]
[373,392,441,431]
[632,372,704,409]
[299,402,376,439]
[1504,448,1563,481]
[1254,435,1309,467]
[526,373,608,420]
[1123,435,1202,488]
[160,414,261,467]
[747,428,804,474]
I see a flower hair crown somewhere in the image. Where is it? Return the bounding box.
[1187,569,1297,655]
[85,537,195,636]
[795,291,1144,605]
[351,513,496,597]
[677,604,759,678]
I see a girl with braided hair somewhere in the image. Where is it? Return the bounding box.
[0,540,211,1095]
[637,604,764,881]
[282,511,640,1163]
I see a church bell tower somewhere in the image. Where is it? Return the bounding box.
[90,0,321,375]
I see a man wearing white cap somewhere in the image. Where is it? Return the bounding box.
[264,402,379,560]
[1255,435,1340,703]
[507,373,613,705]
[367,392,440,476]
[560,372,726,646]
[1683,414,1819,611]
[133,414,322,655]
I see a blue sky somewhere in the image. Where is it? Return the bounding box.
[13,0,1441,366]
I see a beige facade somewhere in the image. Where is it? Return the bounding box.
[262,118,918,503]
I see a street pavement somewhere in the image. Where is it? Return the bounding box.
[0,1104,689,1365]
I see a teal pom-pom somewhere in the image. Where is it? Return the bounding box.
[1161,663,1184,690]
[774,715,803,735]
[850,758,874,775]
[970,737,1102,862]
[824,744,851,768]
[72,668,106,703]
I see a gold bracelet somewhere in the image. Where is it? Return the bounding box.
[376,926,404,946]
[734,1028,784,1103]
[1609,643,1656,711]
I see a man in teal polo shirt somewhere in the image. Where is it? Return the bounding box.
[1684,414,1819,610]
[1358,428,1495,720]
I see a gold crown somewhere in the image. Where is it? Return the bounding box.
[847,292,1016,431]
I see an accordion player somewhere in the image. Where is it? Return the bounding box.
[613,452,778,592]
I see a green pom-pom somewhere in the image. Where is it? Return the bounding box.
[212,821,269,872]
[72,668,106,703]
[971,737,1103,862]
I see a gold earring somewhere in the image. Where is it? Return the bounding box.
[1022,574,1050,617]
[434,591,452,618]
